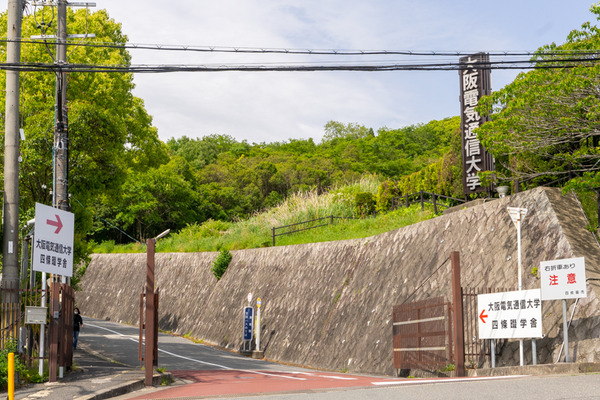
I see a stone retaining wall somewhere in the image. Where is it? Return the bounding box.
[77,187,600,375]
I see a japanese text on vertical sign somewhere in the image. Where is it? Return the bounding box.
[459,53,494,195]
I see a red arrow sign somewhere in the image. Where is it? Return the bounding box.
[479,309,488,324]
[46,214,63,234]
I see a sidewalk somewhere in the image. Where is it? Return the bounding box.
[9,344,169,400]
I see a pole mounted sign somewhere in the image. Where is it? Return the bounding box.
[477,289,543,339]
[243,306,254,342]
[32,202,75,277]
[459,52,494,195]
[540,257,587,301]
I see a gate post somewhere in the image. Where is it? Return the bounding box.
[451,251,465,377]
[48,281,61,382]
[145,238,156,386]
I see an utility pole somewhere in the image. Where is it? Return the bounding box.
[28,0,94,380]
[2,0,24,310]
[54,0,69,213]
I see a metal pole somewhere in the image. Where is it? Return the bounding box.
[145,239,156,386]
[39,272,47,377]
[256,302,261,352]
[491,340,496,368]
[532,338,537,365]
[450,251,465,377]
[517,218,522,291]
[2,0,23,309]
[563,299,570,362]
[517,217,524,366]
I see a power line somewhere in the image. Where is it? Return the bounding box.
[2,37,600,58]
[0,55,598,73]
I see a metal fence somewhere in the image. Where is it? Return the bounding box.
[1,280,74,375]
[271,215,357,246]
[391,191,466,215]
[462,286,508,368]
[1,280,46,366]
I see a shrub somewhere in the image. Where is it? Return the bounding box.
[376,180,402,212]
[212,249,232,280]
[0,340,27,390]
[355,192,376,217]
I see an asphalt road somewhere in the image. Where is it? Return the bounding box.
[82,318,600,400]
[82,317,310,371]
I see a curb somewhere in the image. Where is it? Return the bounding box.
[77,372,172,400]
[469,362,600,377]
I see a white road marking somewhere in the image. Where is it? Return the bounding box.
[87,323,306,381]
[318,375,359,380]
[372,375,528,386]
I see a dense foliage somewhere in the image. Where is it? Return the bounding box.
[477,3,600,194]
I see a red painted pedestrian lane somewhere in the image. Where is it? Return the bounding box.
[126,369,409,398]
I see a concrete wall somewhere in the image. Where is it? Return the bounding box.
[77,187,600,375]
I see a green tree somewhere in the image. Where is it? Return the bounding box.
[477,4,600,192]
[0,8,167,245]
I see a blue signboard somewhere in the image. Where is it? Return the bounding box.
[243,306,254,341]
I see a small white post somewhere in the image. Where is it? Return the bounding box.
[256,297,262,352]
[39,272,47,377]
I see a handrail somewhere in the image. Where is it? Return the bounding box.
[391,191,467,215]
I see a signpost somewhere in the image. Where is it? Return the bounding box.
[540,257,587,362]
[540,257,587,301]
[32,203,75,277]
[31,202,74,377]
[243,306,254,352]
[477,289,543,340]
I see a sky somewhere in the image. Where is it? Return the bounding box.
[3,0,599,144]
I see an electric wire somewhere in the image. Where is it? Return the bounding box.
[400,257,450,305]
[3,37,600,58]
[0,54,597,74]
[71,196,144,245]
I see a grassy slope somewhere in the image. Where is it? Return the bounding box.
[92,175,436,253]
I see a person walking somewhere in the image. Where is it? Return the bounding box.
[73,307,84,350]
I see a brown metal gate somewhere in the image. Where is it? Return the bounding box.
[392,296,453,370]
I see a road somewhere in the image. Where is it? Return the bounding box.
[82,318,600,400]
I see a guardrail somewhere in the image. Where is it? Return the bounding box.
[271,215,357,246]
[391,191,466,215]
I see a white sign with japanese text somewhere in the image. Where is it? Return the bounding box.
[540,257,587,301]
[477,289,543,339]
[32,203,75,277]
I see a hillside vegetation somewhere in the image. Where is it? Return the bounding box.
[93,175,437,253]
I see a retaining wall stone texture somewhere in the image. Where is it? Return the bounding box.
[77,187,600,376]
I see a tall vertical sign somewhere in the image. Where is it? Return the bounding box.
[459,52,494,195]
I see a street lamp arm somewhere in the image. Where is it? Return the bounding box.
[154,229,171,241]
